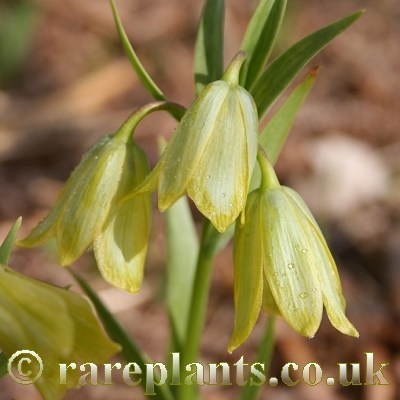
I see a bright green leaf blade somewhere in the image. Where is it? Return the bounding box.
[70,270,174,400]
[166,196,199,348]
[194,0,225,94]
[239,317,275,400]
[240,0,287,89]
[260,67,318,164]
[0,353,8,379]
[0,217,22,265]
[109,0,165,101]
[251,10,364,118]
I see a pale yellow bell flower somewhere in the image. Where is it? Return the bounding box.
[229,150,358,352]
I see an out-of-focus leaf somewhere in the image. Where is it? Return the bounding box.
[0,0,38,86]
[0,353,7,379]
[71,270,174,400]
[0,217,22,265]
[251,10,364,118]
[194,0,225,94]
[109,0,165,101]
[240,0,287,89]
[166,196,199,348]
[260,67,318,164]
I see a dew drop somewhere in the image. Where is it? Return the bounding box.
[221,192,226,197]
[287,263,295,269]
[301,248,308,254]
[308,335,315,339]
[273,272,279,277]
[288,303,298,312]
[177,157,181,162]
[229,203,233,208]
[299,292,308,299]
[206,175,211,179]
[312,287,318,292]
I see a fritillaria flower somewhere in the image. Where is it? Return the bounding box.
[229,150,358,352]
[17,105,162,292]
[137,52,258,232]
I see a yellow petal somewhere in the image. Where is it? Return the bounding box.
[55,136,126,265]
[261,188,323,338]
[229,192,263,353]
[187,86,258,232]
[283,187,358,337]
[158,81,230,211]
[94,144,151,292]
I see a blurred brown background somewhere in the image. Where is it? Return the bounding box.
[0,0,399,399]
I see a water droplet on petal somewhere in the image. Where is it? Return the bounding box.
[206,175,211,179]
[229,203,233,208]
[288,263,295,269]
[221,193,226,197]
[312,287,318,292]
[301,248,308,254]
[299,292,308,299]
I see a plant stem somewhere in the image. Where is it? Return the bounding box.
[177,220,220,400]
[239,316,276,400]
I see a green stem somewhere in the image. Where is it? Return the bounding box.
[177,220,220,400]
[115,101,186,143]
[257,146,280,192]
[239,316,276,400]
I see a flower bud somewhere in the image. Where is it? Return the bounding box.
[0,265,119,400]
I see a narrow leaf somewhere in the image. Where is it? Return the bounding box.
[166,196,199,348]
[251,10,364,118]
[0,217,22,265]
[109,0,165,100]
[0,353,8,379]
[240,0,287,89]
[194,0,225,93]
[260,67,318,164]
[70,270,174,400]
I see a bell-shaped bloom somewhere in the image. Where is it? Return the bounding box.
[0,264,120,400]
[18,106,154,292]
[136,53,258,232]
[229,155,358,352]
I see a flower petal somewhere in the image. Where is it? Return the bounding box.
[262,188,323,337]
[229,192,263,353]
[158,81,230,211]
[188,87,258,232]
[283,187,358,337]
[94,145,151,293]
[55,136,126,265]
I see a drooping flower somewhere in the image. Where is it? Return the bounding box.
[0,264,120,400]
[17,103,172,292]
[229,150,358,352]
[135,52,258,232]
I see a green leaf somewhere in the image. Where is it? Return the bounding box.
[240,0,287,89]
[260,67,318,164]
[239,317,275,400]
[251,10,364,118]
[166,196,199,348]
[0,217,22,265]
[109,0,165,101]
[70,270,174,400]
[0,352,8,379]
[194,0,225,94]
